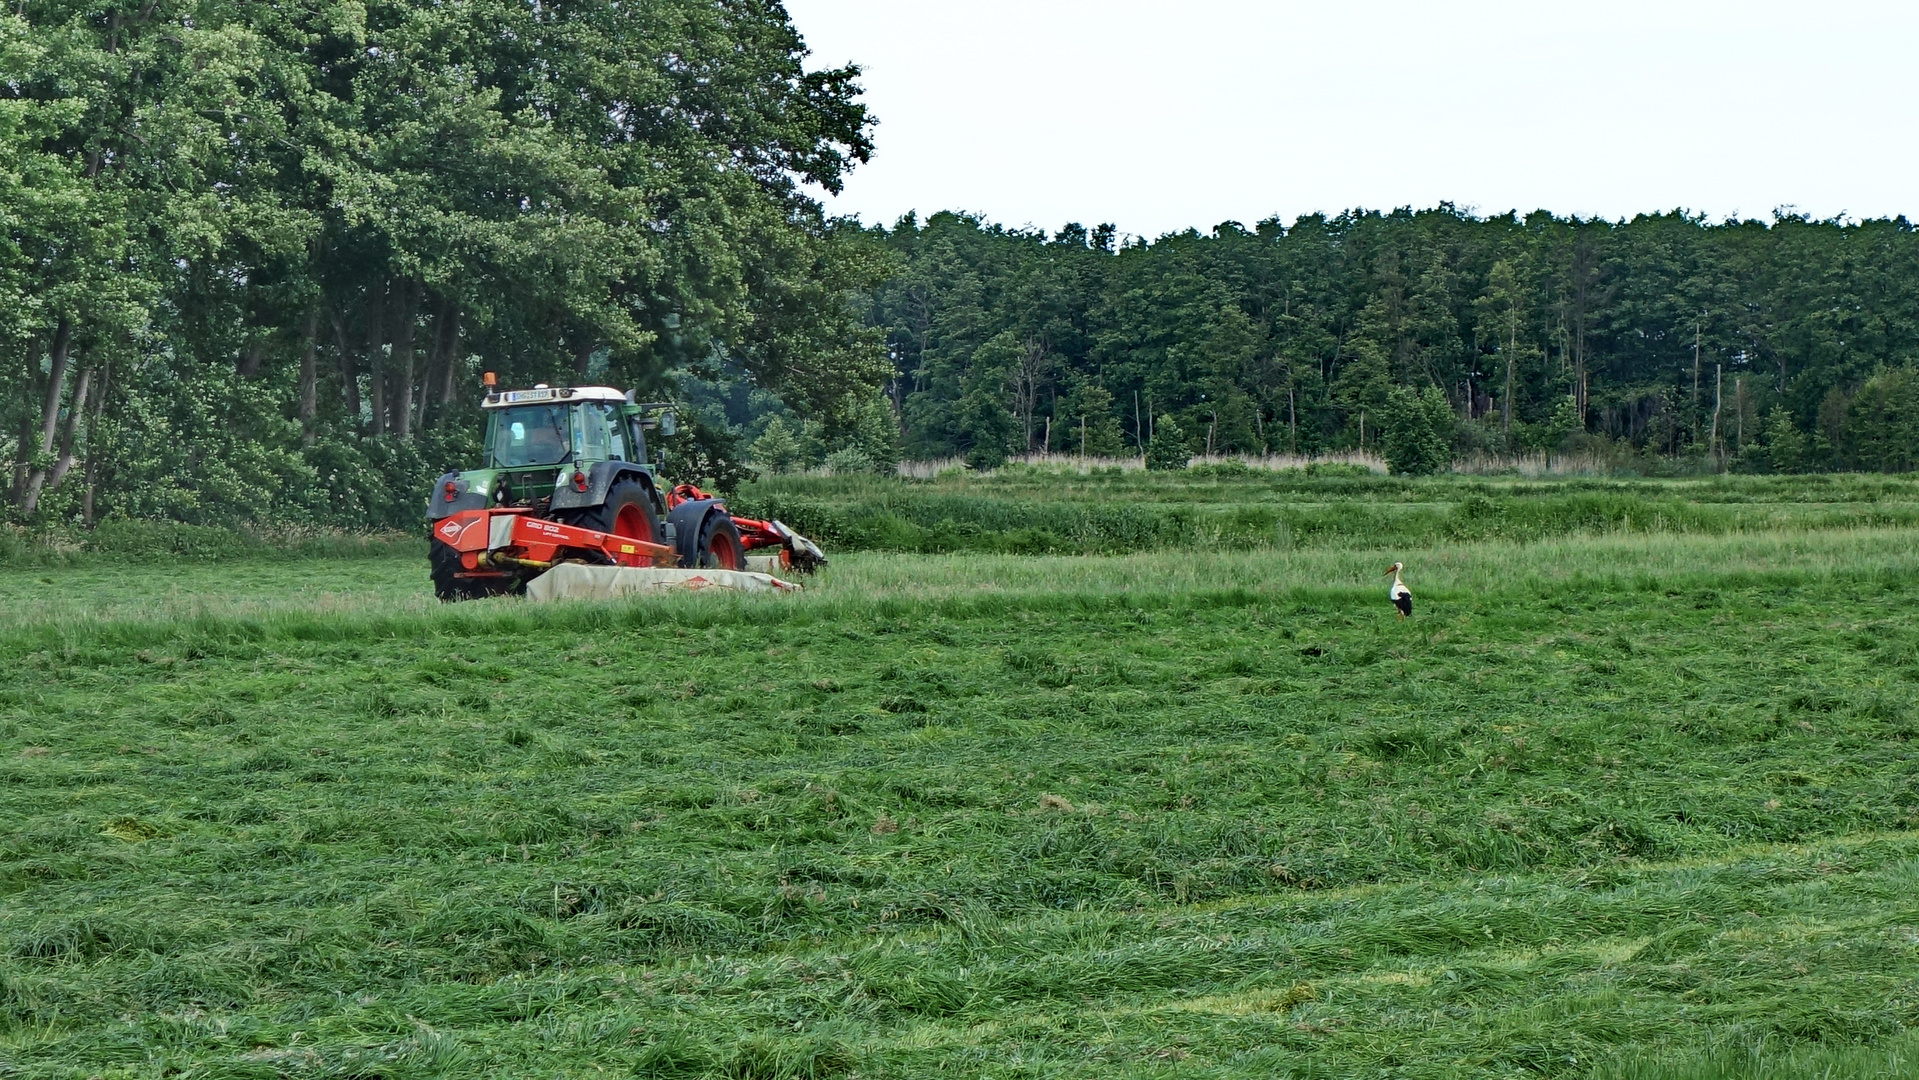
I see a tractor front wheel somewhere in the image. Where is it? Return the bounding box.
[431,541,514,601]
[695,514,745,570]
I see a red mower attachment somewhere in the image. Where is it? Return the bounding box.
[433,507,676,579]
[667,484,827,573]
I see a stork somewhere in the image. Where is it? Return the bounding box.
[1385,562,1412,618]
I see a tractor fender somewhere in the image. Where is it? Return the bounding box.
[427,471,491,521]
[667,498,728,567]
[549,462,665,519]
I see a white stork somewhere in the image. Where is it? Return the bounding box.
[1385,562,1412,618]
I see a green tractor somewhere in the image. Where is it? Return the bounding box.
[426,376,821,601]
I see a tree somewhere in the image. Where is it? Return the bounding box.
[749,416,806,475]
[1059,377,1124,456]
[1379,387,1453,476]
[1473,260,1541,445]
[1846,366,1919,473]
[1,0,883,527]
[1145,414,1190,471]
[1759,406,1810,473]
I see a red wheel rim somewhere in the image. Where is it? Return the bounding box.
[708,529,741,569]
[613,504,656,566]
[613,503,647,538]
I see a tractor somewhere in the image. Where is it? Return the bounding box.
[426,374,823,600]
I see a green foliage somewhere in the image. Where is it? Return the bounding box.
[1761,406,1811,473]
[6,482,1919,1073]
[749,416,808,475]
[1380,386,1454,475]
[1,0,883,528]
[958,384,1016,471]
[867,210,1919,474]
[1541,395,1585,449]
[1845,366,1919,473]
[1059,378,1125,455]
[664,411,756,494]
[826,392,902,473]
[1144,414,1190,471]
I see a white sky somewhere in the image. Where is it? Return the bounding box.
[784,0,1919,239]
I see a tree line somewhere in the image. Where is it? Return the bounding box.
[2,1,883,529]
[860,208,1919,474]
[9,4,1919,536]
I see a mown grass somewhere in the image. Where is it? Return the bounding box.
[5,478,1919,1077]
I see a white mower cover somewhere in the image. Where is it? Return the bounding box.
[525,562,802,602]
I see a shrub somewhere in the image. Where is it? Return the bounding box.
[1145,415,1190,471]
[1380,387,1454,476]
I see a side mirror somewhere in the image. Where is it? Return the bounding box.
[657,410,677,437]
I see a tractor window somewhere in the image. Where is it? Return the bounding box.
[601,405,630,461]
[577,403,614,461]
[489,405,572,467]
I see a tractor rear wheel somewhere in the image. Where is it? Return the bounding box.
[557,479,662,562]
[695,513,745,570]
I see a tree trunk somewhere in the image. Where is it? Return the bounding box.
[575,334,593,381]
[416,294,448,427]
[331,309,362,426]
[1502,320,1515,437]
[34,319,72,460]
[238,335,266,379]
[12,333,42,502]
[298,308,319,445]
[44,364,94,496]
[438,307,464,407]
[19,320,73,513]
[1710,363,1723,464]
[391,280,418,439]
[81,363,108,525]
[365,282,387,436]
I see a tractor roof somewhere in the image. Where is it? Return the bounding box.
[481,385,628,409]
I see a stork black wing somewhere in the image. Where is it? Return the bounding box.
[1394,592,1413,617]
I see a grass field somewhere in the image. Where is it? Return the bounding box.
[6,473,1919,1078]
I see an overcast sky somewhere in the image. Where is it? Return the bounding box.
[783,0,1919,239]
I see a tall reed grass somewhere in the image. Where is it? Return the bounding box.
[894,450,1388,477]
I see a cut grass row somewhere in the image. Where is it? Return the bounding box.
[5,526,1919,1075]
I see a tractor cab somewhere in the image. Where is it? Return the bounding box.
[480,383,676,473]
[427,378,677,524]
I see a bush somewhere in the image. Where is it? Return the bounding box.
[1145,415,1190,471]
[1760,407,1810,474]
[1380,387,1454,476]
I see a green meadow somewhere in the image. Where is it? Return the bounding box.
[6,472,1919,1078]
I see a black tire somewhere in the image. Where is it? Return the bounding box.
[695,513,745,570]
[431,540,465,601]
[431,541,488,601]
[432,539,519,601]
[556,478,663,559]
